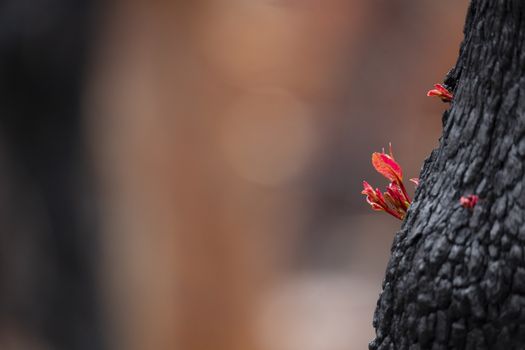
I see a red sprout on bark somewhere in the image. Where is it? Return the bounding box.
[361,144,418,220]
[427,83,453,103]
[460,194,479,209]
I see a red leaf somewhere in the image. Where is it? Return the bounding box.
[371,152,403,183]
[427,83,453,103]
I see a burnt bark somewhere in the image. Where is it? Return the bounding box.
[370,1,525,349]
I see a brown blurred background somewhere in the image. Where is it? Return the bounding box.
[0,0,469,349]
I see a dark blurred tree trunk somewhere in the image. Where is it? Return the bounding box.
[0,1,102,349]
[370,1,525,349]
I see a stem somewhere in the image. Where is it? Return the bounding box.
[384,206,404,220]
[399,179,410,203]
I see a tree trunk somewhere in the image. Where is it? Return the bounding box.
[370,1,525,349]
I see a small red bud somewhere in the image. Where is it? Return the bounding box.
[460,195,479,209]
[427,83,453,103]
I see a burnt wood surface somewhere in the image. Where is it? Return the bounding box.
[370,1,525,349]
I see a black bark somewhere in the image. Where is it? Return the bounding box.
[370,1,525,349]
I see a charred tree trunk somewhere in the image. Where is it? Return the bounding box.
[370,1,525,349]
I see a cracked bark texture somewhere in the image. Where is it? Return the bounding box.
[370,1,525,349]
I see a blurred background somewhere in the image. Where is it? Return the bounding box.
[0,0,469,349]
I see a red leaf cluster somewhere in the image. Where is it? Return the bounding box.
[361,145,418,220]
[427,83,453,103]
